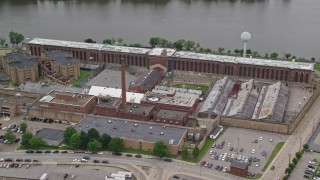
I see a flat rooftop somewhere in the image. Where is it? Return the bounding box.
[76,115,187,145]
[131,70,162,89]
[39,91,95,106]
[119,103,154,115]
[148,48,176,56]
[155,109,188,121]
[97,97,121,107]
[173,51,314,71]
[46,50,79,66]
[153,85,202,99]
[101,44,150,55]
[19,82,85,95]
[4,52,38,68]
[141,91,198,108]
[36,128,64,142]
[0,93,37,106]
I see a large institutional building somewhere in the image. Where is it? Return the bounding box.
[27,38,314,84]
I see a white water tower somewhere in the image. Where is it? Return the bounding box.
[241,31,251,57]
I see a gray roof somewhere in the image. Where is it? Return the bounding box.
[173,51,314,71]
[155,109,188,121]
[46,50,79,66]
[76,115,187,145]
[19,82,86,95]
[131,70,163,89]
[4,52,38,68]
[230,160,249,169]
[36,128,64,142]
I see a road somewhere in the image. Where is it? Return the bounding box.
[263,93,320,179]
[0,151,241,180]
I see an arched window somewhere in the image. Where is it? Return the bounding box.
[216,64,220,74]
[173,60,176,70]
[195,62,198,72]
[295,72,299,82]
[285,71,288,81]
[199,62,202,72]
[244,67,247,77]
[208,63,211,73]
[239,67,242,76]
[186,61,189,71]
[212,63,215,73]
[181,61,185,71]
[280,70,284,81]
[262,69,265,79]
[271,70,274,80]
[305,73,309,83]
[300,73,304,83]
[257,68,260,78]
[275,70,279,80]
[248,67,251,77]
[177,61,181,70]
[253,68,256,78]
[266,69,270,79]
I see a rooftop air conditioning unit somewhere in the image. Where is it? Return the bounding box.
[134,124,138,127]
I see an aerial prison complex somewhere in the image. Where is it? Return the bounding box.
[0,37,316,155]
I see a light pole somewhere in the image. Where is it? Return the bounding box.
[237,137,240,154]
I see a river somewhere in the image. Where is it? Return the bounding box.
[0,0,319,59]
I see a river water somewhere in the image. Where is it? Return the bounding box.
[0,0,319,59]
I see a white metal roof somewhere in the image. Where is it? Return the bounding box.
[101,45,150,55]
[173,51,314,71]
[88,86,144,104]
[148,48,176,56]
[29,38,105,50]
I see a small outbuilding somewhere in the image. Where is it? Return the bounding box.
[230,160,249,177]
[36,128,64,146]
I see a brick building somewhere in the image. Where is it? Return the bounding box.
[37,91,97,114]
[2,52,39,85]
[27,38,314,84]
[128,70,163,93]
[153,109,189,126]
[40,50,80,84]
[76,115,187,155]
[230,160,249,177]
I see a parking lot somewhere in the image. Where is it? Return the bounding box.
[200,127,288,177]
[0,164,124,180]
[289,152,320,180]
[0,115,69,152]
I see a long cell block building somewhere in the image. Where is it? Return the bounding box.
[28,38,314,84]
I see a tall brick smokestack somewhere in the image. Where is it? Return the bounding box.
[121,58,126,109]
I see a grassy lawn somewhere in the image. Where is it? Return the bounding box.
[315,64,320,72]
[121,148,176,158]
[183,127,228,163]
[174,83,209,93]
[72,69,91,86]
[262,142,285,171]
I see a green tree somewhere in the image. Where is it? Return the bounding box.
[285,53,291,59]
[108,137,124,152]
[20,122,27,133]
[303,144,309,150]
[70,133,82,149]
[84,38,96,43]
[0,38,5,47]
[227,50,231,54]
[234,49,240,55]
[128,43,143,48]
[21,131,33,147]
[9,31,24,46]
[192,146,200,158]
[311,57,316,62]
[285,167,292,175]
[88,128,100,141]
[195,43,201,51]
[289,163,295,170]
[270,52,278,60]
[63,127,77,146]
[295,152,302,159]
[184,40,195,51]
[149,37,161,47]
[218,47,225,54]
[29,136,45,149]
[153,141,167,157]
[292,158,298,165]
[246,49,252,55]
[181,146,189,158]
[252,51,259,58]
[173,39,185,50]
[291,55,296,60]
[264,53,269,59]
[79,131,89,150]
[117,38,124,45]
[100,133,111,148]
[4,129,16,143]
[87,140,102,152]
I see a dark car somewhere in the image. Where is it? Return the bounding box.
[305,171,312,175]
[253,157,257,162]
[24,159,31,162]
[44,150,51,153]
[83,156,90,160]
[308,165,315,169]
[135,154,142,158]
[33,159,39,162]
[219,166,223,171]
[230,147,233,151]
[271,166,275,170]
[215,165,220,170]
[53,150,59,153]
[93,160,100,163]
[101,160,109,164]
[164,158,172,162]
[36,150,43,154]
[240,148,243,152]
[173,175,180,179]
[208,163,213,168]
[64,174,68,179]
[304,175,310,179]
[114,152,122,156]
[4,158,13,162]
[16,159,23,162]
[61,151,68,154]
[14,138,20,143]
[126,154,132,157]
[26,150,34,154]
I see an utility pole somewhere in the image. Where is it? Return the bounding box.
[237,138,240,154]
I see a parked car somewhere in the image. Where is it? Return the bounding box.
[271,166,275,170]
[200,161,206,166]
[93,160,100,163]
[215,165,220,170]
[164,158,172,162]
[262,150,267,156]
[212,143,216,148]
[101,160,109,164]
[126,154,132,157]
[114,152,122,156]
[44,150,51,153]
[135,154,142,158]
[52,150,59,153]
[240,148,243,152]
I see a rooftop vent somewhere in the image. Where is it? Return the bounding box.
[113,125,118,129]
[108,120,112,123]
[163,126,166,129]
[131,128,135,132]
[160,132,164,135]
[125,121,127,123]
[134,124,138,127]
[150,127,153,130]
